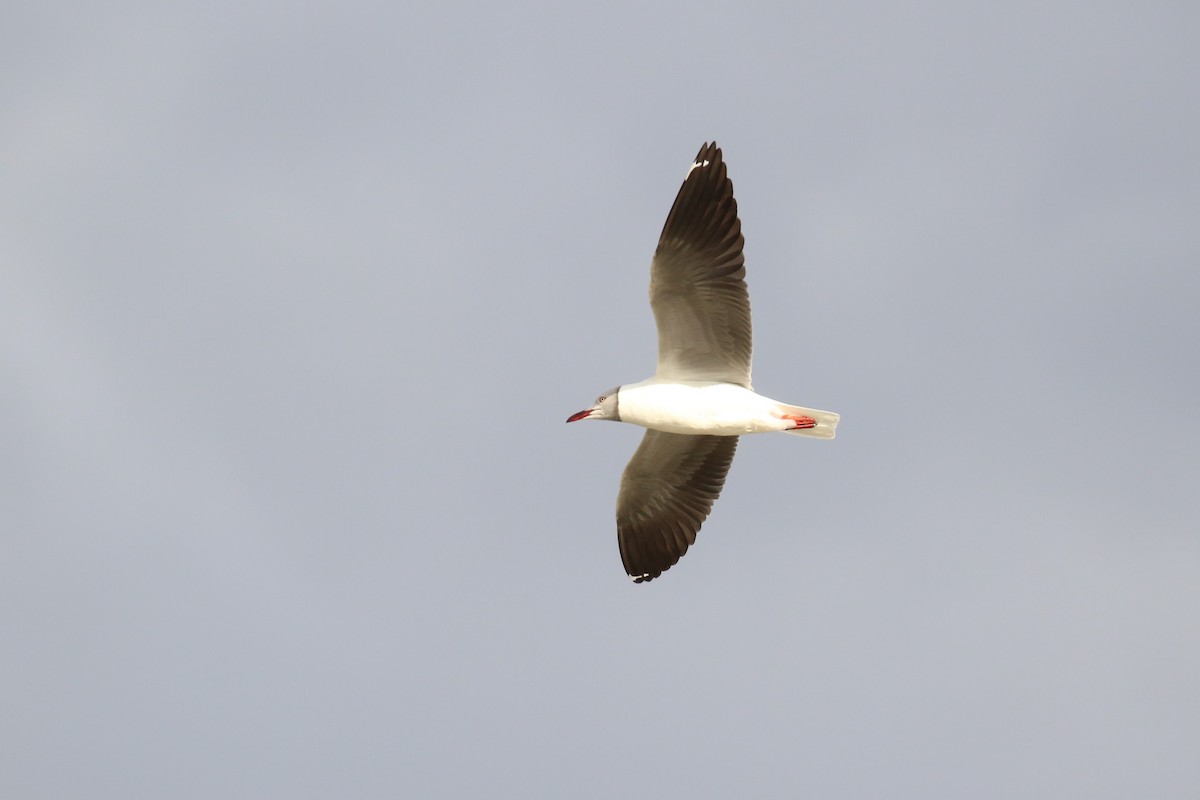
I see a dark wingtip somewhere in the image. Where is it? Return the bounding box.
[693,141,723,166]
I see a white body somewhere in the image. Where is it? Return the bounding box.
[618,380,839,439]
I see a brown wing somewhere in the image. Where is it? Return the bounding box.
[616,430,739,583]
[650,142,752,387]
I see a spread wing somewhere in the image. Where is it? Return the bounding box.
[650,142,752,387]
[616,430,738,583]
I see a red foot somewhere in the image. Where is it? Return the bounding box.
[782,414,816,430]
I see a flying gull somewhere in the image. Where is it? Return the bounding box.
[567,142,839,583]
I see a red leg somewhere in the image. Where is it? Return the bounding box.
[782,414,816,430]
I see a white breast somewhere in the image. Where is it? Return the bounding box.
[618,381,785,435]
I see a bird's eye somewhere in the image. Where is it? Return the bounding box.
[598,395,606,403]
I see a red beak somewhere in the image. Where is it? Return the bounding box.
[566,409,594,423]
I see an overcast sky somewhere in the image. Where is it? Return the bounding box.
[4,2,1199,798]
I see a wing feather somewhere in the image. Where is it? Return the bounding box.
[650,142,752,386]
[616,430,738,583]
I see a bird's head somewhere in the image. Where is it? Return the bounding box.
[566,387,621,423]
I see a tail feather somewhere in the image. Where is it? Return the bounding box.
[780,404,839,439]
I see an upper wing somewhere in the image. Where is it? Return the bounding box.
[616,429,738,583]
[650,142,752,387]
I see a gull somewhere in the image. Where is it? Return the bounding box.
[567,142,839,583]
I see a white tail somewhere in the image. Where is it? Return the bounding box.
[780,404,840,439]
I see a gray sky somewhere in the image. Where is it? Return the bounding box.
[4,2,1199,797]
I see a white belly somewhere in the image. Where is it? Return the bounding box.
[617,381,786,435]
